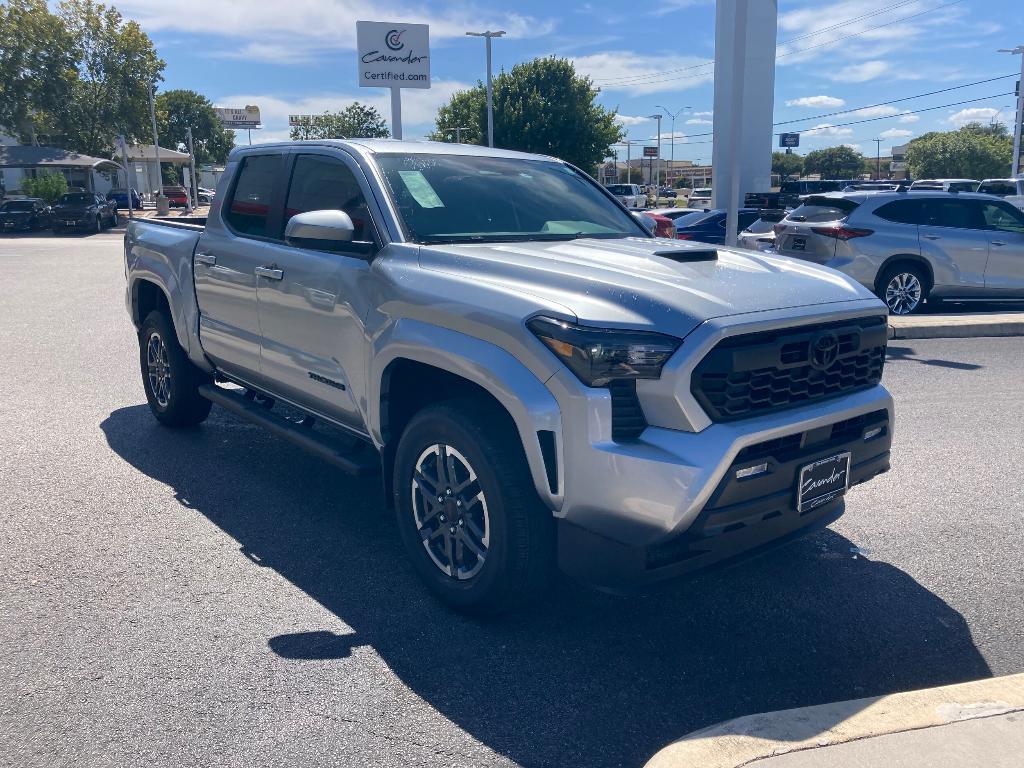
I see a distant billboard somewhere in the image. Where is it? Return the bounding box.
[779,132,800,148]
[288,114,315,126]
[215,106,262,129]
[643,146,658,157]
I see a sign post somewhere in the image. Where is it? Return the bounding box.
[357,21,431,141]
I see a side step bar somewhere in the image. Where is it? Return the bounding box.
[198,383,380,477]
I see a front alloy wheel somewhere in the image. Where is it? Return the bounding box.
[146,331,172,408]
[884,272,923,315]
[411,444,490,580]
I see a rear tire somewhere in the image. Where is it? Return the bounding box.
[139,309,212,427]
[393,399,555,615]
[878,263,928,315]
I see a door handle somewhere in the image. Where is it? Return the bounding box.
[194,252,216,265]
[923,234,941,240]
[991,240,1006,246]
[255,265,284,280]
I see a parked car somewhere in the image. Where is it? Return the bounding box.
[744,191,788,209]
[672,208,762,243]
[0,198,53,232]
[160,185,190,207]
[773,191,1024,314]
[107,187,142,210]
[977,178,1024,212]
[123,139,892,614]
[645,207,709,220]
[196,186,216,205]
[658,187,677,198]
[842,182,901,192]
[605,183,646,208]
[641,210,676,238]
[51,192,118,233]
[736,209,787,252]
[909,178,979,193]
[688,187,712,207]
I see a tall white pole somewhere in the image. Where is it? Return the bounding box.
[1005,46,1024,177]
[390,86,403,140]
[186,126,199,211]
[148,81,166,212]
[485,35,494,147]
[655,115,662,189]
[626,141,631,184]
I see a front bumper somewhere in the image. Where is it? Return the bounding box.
[558,404,890,589]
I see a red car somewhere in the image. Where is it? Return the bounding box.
[643,211,675,238]
[161,186,189,207]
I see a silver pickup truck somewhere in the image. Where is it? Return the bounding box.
[125,139,894,614]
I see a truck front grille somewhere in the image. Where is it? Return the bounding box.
[691,317,887,422]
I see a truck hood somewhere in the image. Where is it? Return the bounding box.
[419,237,878,338]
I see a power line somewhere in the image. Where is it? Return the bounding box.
[593,0,966,87]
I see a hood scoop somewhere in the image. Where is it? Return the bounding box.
[653,249,718,263]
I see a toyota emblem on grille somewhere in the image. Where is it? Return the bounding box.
[810,332,840,370]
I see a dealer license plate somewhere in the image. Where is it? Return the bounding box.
[797,452,851,512]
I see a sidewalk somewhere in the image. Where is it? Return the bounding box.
[889,312,1024,339]
[645,674,1024,768]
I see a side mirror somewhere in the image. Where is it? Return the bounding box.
[632,211,655,234]
[285,209,374,255]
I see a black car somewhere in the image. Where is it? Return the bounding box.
[672,207,762,244]
[0,198,53,232]
[51,192,118,233]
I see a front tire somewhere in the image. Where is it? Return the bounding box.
[879,264,928,315]
[139,310,212,427]
[393,400,555,615]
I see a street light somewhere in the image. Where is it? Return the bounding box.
[647,114,662,188]
[999,46,1024,176]
[467,30,505,148]
[655,105,690,185]
[441,126,472,143]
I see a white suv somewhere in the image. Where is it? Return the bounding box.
[978,178,1024,212]
[605,183,646,208]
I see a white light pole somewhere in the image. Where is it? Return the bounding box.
[656,105,690,185]
[147,81,168,215]
[648,114,663,189]
[467,30,505,147]
[999,46,1024,177]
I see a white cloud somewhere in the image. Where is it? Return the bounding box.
[850,105,899,118]
[828,60,890,83]
[615,114,651,127]
[946,107,1000,126]
[685,118,712,125]
[691,110,713,116]
[879,128,913,140]
[116,0,555,63]
[217,80,472,142]
[804,123,854,138]
[898,113,920,124]
[573,51,714,95]
[785,95,845,108]
[842,143,861,151]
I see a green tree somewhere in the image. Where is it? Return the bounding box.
[772,151,803,180]
[802,145,864,178]
[289,103,390,140]
[156,89,234,164]
[0,0,76,141]
[430,57,623,170]
[905,123,1012,179]
[21,171,68,202]
[47,0,164,156]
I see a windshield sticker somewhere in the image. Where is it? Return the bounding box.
[398,170,445,208]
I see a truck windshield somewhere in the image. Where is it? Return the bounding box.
[375,153,647,243]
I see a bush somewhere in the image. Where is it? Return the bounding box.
[21,172,68,203]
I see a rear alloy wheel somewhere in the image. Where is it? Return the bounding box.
[138,310,212,427]
[880,266,926,315]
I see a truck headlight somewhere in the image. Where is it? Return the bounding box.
[528,316,681,387]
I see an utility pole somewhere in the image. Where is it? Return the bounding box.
[648,114,663,189]
[186,126,199,212]
[148,81,168,215]
[656,105,690,186]
[467,31,505,147]
[999,46,1024,177]
[872,138,883,180]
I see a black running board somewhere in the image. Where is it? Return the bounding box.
[198,383,380,477]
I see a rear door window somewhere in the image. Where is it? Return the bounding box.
[225,154,280,237]
[875,199,926,225]
[979,201,1024,233]
[283,154,373,242]
[921,199,983,230]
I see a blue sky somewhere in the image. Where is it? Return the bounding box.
[118,0,1019,163]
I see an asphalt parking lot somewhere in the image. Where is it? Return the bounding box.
[2,232,1023,767]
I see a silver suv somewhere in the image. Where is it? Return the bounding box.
[774,191,1024,314]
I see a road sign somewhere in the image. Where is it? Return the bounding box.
[357,21,431,89]
[288,114,315,126]
[643,146,658,157]
[603,168,617,180]
[779,132,800,148]
[215,106,262,129]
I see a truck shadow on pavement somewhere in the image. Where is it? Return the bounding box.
[101,404,990,768]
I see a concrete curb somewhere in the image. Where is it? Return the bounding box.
[888,314,1024,340]
[644,674,1024,768]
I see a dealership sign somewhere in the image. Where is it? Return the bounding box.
[643,146,658,157]
[215,106,262,129]
[357,21,430,89]
[779,132,800,148]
